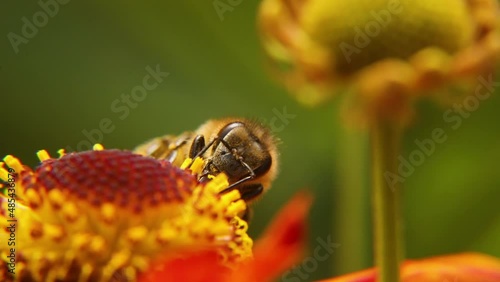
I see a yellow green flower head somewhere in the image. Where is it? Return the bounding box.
[301,0,475,74]
[259,0,500,124]
[0,146,251,281]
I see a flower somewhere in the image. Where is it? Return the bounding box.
[140,191,312,282]
[258,0,500,124]
[319,252,500,282]
[0,146,251,281]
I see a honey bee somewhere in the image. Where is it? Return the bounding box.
[133,118,279,209]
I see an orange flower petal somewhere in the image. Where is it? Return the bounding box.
[230,191,313,282]
[139,250,230,282]
[320,253,500,282]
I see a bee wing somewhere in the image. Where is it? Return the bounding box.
[133,133,192,166]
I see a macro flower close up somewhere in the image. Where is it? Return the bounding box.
[3,1,500,281]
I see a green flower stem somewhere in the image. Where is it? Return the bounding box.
[371,120,404,282]
[333,130,370,274]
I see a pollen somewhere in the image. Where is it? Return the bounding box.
[180,156,205,174]
[0,147,252,281]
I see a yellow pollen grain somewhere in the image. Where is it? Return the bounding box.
[89,236,106,254]
[48,189,65,209]
[226,200,247,217]
[194,195,214,210]
[234,220,249,235]
[62,202,79,222]
[180,158,194,170]
[210,222,233,236]
[72,233,91,250]
[101,203,116,223]
[126,226,148,243]
[206,174,229,194]
[36,150,51,162]
[220,190,241,205]
[26,189,42,209]
[190,157,205,173]
[156,227,177,243]
[93,144,104,151]
[45,224,65,242]
[3,155,23,174]
[189,223,208,237]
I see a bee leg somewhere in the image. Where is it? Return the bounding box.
[237,183,264,202]
[189,135,205,158]
[165,150,178,163]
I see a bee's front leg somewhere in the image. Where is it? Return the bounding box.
[189,135,205,158]
[237,183,264,202]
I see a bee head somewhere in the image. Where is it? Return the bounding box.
[202,122,272,184]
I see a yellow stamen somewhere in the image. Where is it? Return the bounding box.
[3,155,23,174]
[26,189,42,209]
[207,174,230,194]
[48,189,65,210]
[72,233,91,250]
[37,150,51,162]
[156,227,176,243]
[62,202,79,222]
[103,250,131,280]
[0,163,8,181]
[126,226,148,244]
[45,224,65,242]
[180,157,194,169]
[93,144,104,151]
[190,157,205,173]
[89,236,106,254]
[227,200,247,217]
[221,190,241,205]
[101,203,116,224]
[180,157,205,173]
[57,149,66,157]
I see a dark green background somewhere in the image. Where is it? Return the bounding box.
[1,1,499,281]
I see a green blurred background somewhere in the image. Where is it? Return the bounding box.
[1,1,499,281]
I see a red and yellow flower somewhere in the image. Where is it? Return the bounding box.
[0,146,251,281]
[0,145,309,282]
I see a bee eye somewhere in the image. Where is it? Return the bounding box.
[218,122,245,139]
